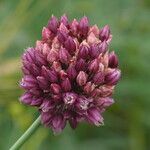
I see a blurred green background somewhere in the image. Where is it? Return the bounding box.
[0,0,150,149]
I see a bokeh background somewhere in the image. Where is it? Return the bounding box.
[0,0,150,149]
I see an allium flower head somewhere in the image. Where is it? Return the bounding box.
[20,15,121,134]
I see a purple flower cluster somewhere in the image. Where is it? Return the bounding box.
[20,15,121,134]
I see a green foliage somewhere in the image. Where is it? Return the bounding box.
[0,0,150,149]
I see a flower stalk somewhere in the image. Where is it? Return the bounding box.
[9,116,41,150]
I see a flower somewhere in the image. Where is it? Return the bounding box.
[20,14,121,134]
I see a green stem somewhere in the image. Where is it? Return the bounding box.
[9,116,41,150]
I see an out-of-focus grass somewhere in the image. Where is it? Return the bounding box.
[0,0,150,150]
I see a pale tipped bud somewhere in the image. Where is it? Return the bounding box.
[78,45,89,59]
[105,69,121,85]
[42,43,51,55]
[88,59,99,73]
[70,19,79,35]
[83,82,95,94]
[87,107,104,126]
[89,44,100,58]
[96,97,114,107]
[93,72,104,85]
[57,31,68,43]
[64,36,76,53]
[20,92,32,105]
[48,15,59,33]
[76,71,87,86]
[50,83,61,94]
[61,78,71,92]
[59,70,68,80]
[51,115,65,134]
[101,51,109,67]
[47,50,59,63]
[42,27,53,41]
[51,37,61,50]
[48,70,58,83]
[60,14,69,27]
[59,48,71,64]
[35,41,44,52]
[75,58,87,71]
[99,25,110,41]
[87,32,99,45]
[79,16,89,36]
[98,40,108,53]
[37,76,48,89]
[66,65,77,80]
[52,61,62,72]
[89,25,99,37]
[108,51,118,68]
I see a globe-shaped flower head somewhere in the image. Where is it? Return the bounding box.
[20,15,121,134]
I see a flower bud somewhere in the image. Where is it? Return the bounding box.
[60,14,69,27]
[88,59,99,73]
[59,70,68,80]
[75,58,87,71]
[87,32,99,45]
[79,16,89,36]
[37,76,48,89]
[61,78,71,92]
[64,36,76,53]
[35,41,43,52]
[98,85,114,97]
[90,88,101,98]
[41,111,52,126]
[96,97,114,107]
[69,117,78,129]
[49,70,58,83]
[20,76,37,90]
[19,92,32,105]
[31,98,43,106]
[76,71,87,86]
[42,43,51,55]
[31,64,40,76]
[30,88,41,96]
[51,37,61,50]
[51,115,65,134]
[105,69,121,85]
[89,25,99,37]
[99,25,110,41]
[78,45,89,59]
[47,15,59,33]
[83,82,95,94]
[93,72,104,85]
[47,50,58,63]
[87,107,104,126]
[35,51,47,66]
[59,48,71,64]
[108,51,118,68]
[40,100,54,112]
[42,27,53,41]
[66,65,77,80]
[57,31,68,43]
[89,44,100,58]
[52,61,62,72]
[98,40,108,53]
[70,19,79,35]
[50,83,61,94]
